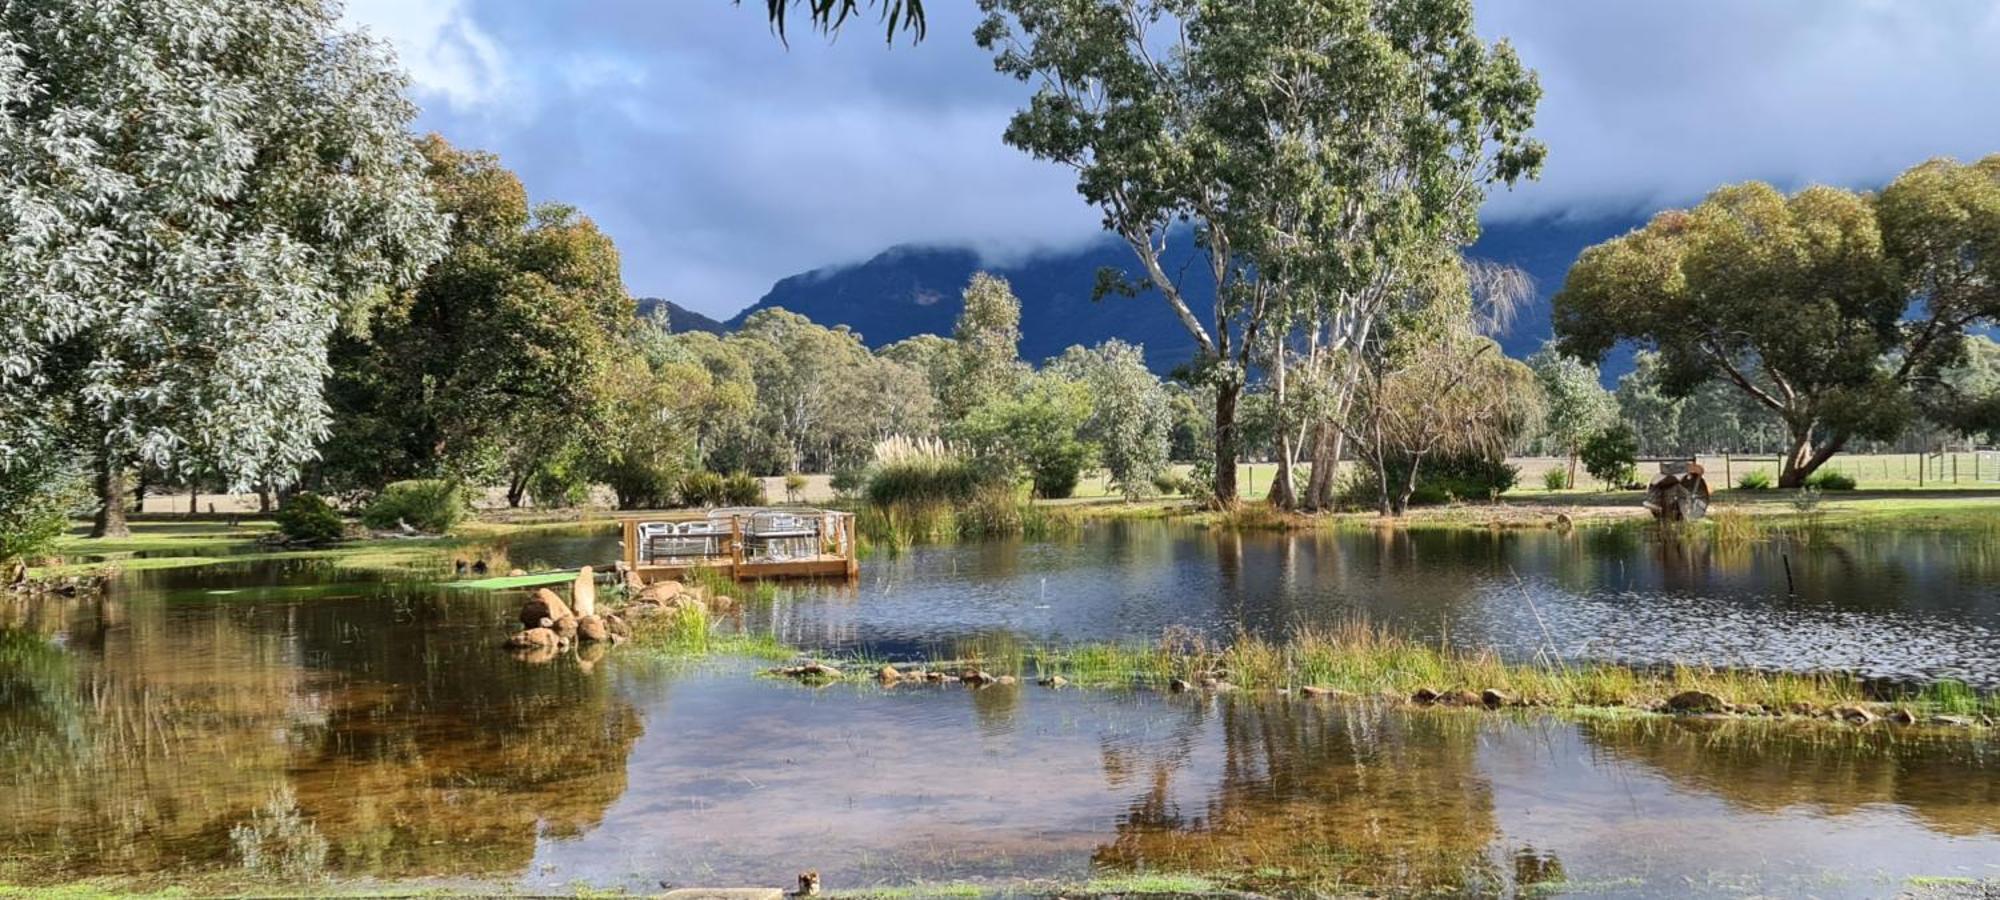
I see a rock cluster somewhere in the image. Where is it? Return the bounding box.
[502,567,631,664]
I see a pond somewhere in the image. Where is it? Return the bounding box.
[2,522,1998,896]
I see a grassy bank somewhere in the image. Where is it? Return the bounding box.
[29,517,615,579]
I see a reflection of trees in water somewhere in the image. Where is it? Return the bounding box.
[1093,699,1500,893]
[1582,717,2000,837]
[0,587,643,882]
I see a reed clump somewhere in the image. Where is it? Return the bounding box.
[859,437,1077,547]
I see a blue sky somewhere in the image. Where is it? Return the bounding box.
[345,0,2000,320]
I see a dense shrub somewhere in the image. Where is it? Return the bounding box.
[678,471,726,508]
[783,472,809,503]
[1580,424,1640,489]
[1805,469,1857,491]
[828,467,867,501]
[361,480,467,533]
[601,456,682,510]
[275,492,344,544]
[1737,470,1774,490]
[1542,468,1570,491]
[1151,471,1183,496]
[1342,455,1520,508]
[1,457,79,571]
[722,472,767,506]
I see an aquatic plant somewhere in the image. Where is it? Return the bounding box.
[1018,622,1998,719]
[228,787,328,882]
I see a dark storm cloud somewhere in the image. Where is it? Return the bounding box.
[348,0,2000,319]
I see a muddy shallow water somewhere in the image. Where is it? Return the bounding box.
[3,523,1999,896]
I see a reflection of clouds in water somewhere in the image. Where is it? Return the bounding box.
[1472,580,2000,688]
[766,522,2000,687]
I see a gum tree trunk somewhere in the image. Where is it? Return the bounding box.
[1213,380,1242,506]
[92,453,132,539]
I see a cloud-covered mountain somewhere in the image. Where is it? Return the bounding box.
[723,215,1647,375]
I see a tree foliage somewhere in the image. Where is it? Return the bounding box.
[1049,340,1171,500]
[977,0,1542,507]
[0,0,448,535]
[1555,156,2000,486]
[324,137,631,503]
[954,372,1096,499]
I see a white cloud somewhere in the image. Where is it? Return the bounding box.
[343,0,509,107]
[340,0,2000,318]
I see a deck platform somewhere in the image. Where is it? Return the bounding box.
[617,508,858,583]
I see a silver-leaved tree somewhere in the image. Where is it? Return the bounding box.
[0,0,446,537]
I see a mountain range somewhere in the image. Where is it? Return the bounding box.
[691,214,1652,376]
[636,297,727,335]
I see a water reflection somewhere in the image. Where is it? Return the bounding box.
[5,524,2000,894]
[0,585,643,881]
[757,521,2000,686]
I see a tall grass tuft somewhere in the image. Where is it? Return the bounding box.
[859,436,1070,546]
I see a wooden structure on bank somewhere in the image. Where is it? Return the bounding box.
[617,508,858,583]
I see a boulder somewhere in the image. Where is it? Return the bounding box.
[639,580,685,604]
[710,594,739,613]
[1837,705,1878,725]
[962,670,996,685]
[572,566,597,618]
[521,589,574,629]
[603,614,632,638]
[1665,690,1728,714]
[577,615,609,643]
[619,564,644,593]
[996,675,1018,686]
[877,666,902,683]
[1169,678,1192,694]
[508,568,527,577]
[1411,687,1441,705]
[769,662,843,682]
[1888,708,1917,725]
[1439,689,1482,707]
[1300,685,1349,699]
[505,627,559,650]
[552,615,579,640]
[1932,715,1975,728]
[1481,689,1512,708]
[1037,675,1069,688]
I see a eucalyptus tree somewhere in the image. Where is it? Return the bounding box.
[941,273,1029,422]
[1049,340,1172,500]
[752,0,926,42]
[976,0,1542,507]
[1555,156,2000,487]
[730,308,878,473]
[1526,344,1615,486]
[0,0,447,537]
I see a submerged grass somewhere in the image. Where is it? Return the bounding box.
[622,604,792,662]
[1022,622,2000,718]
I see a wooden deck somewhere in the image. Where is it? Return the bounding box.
[617,509,859,583]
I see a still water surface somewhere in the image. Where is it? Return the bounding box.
[3,522,1998,896]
